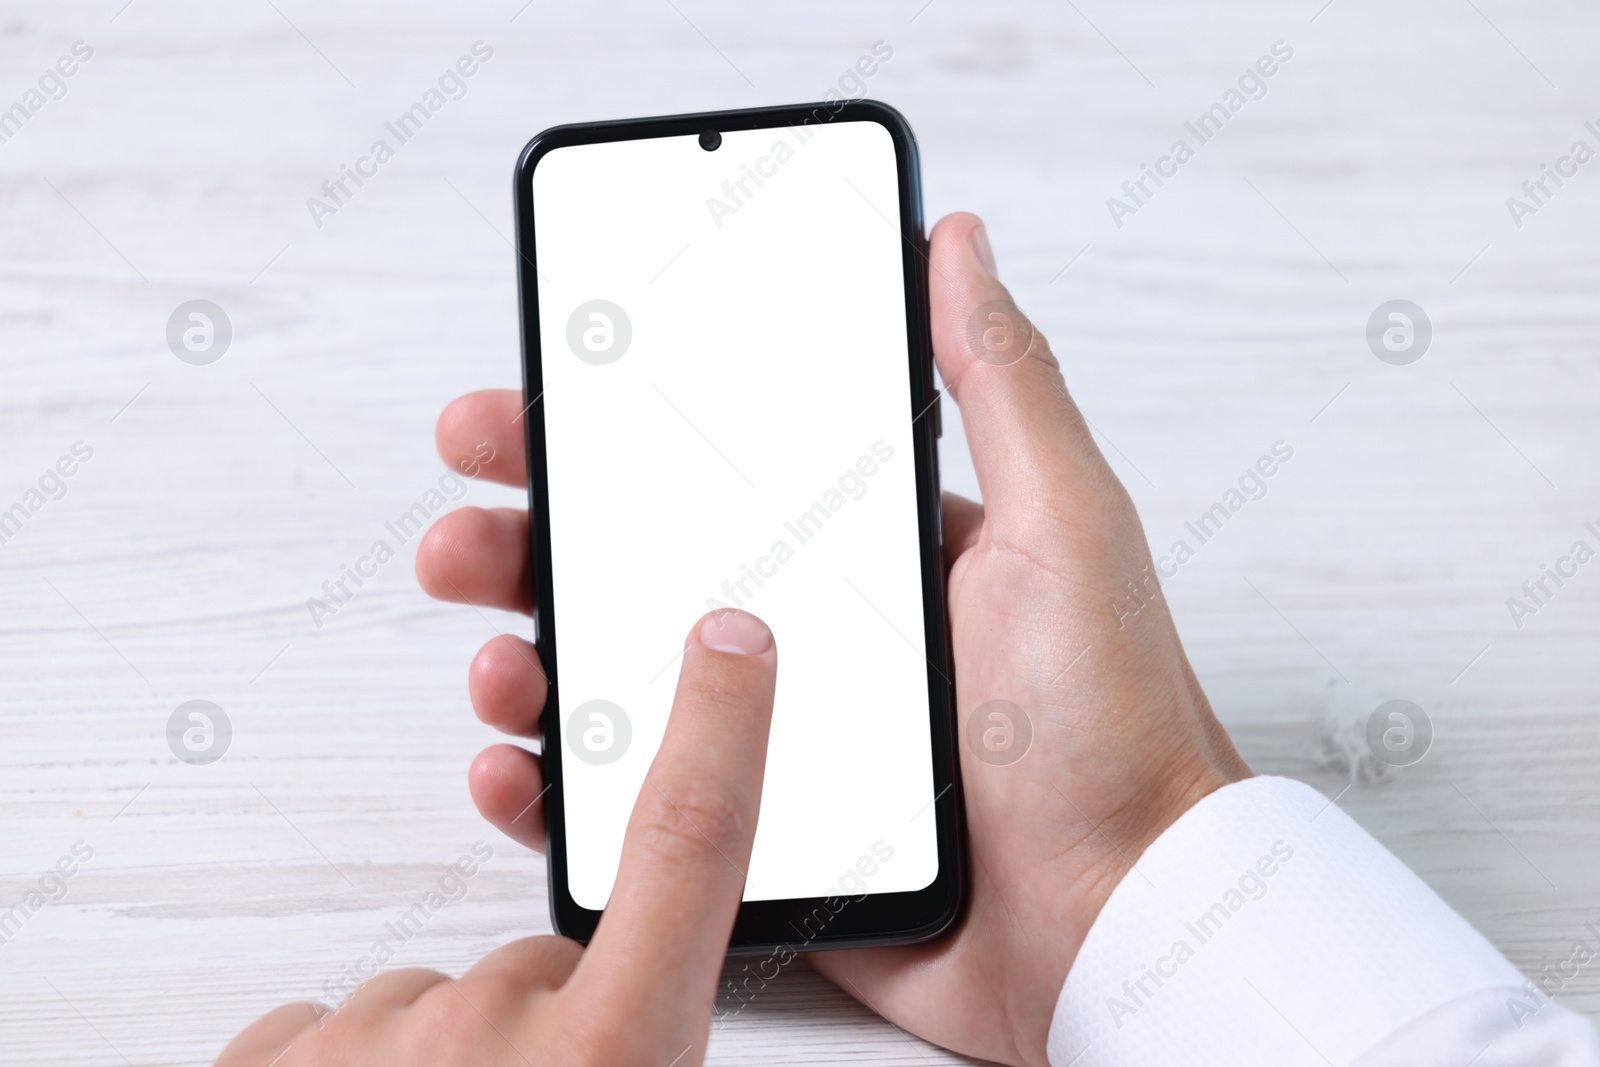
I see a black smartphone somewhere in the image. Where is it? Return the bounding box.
[513,100,961,952]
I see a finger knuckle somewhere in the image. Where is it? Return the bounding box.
[636,776,748,861]
[497,936,584,987]
[1024,324,1061,371]
[399,979,514,1055]
[407,982,481,1033]
[343,967,446,1006]
[554,1013,639,1066]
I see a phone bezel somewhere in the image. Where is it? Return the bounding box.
[512,99,963,954]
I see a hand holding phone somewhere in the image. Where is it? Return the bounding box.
[421,211,1251,1066]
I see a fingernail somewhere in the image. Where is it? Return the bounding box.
[699,610,771,655]
[971,221,998,279]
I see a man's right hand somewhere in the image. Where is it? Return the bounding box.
[416,211,1252,1067]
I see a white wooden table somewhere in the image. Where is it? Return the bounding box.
[3,1,1598,1063]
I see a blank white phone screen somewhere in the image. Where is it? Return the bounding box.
[532,118,938,909]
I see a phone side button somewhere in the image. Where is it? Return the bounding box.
[933,390,942,438]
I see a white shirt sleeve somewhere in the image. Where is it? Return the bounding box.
[1046,775,1600,1066]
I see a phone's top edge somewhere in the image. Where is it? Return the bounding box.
[514,99,915,179]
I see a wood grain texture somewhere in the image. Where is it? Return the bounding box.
[2,0,1598,1063]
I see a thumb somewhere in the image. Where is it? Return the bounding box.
[565,609,777,1052]
[928,212,1120,529]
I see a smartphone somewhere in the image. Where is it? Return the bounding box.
[513,100,961,952]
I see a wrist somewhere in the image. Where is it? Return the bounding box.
[1016,752,1248,1065]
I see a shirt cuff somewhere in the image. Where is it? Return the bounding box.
[1352,986,1600,1066]
[1046,775,1531,1066]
